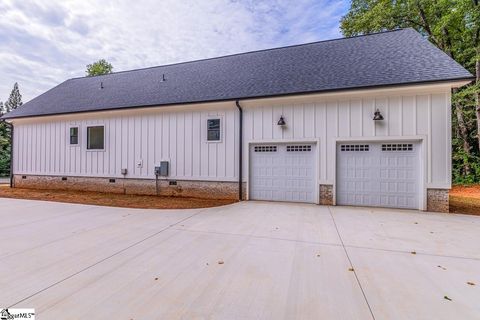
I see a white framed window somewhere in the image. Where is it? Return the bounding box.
[87,125,105,150]
[206,118,221,142]
[69,126,79,145]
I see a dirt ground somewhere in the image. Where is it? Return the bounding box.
[0,185,236,209]
[1,183,479,214]
[449,185,480,215]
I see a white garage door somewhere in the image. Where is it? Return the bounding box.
[250,144,316,203]
[336,142,421,209]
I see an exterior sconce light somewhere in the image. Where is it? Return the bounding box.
[277,115,286,126]
[373,109,384,121]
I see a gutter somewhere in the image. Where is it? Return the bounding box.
[235,100,243,201]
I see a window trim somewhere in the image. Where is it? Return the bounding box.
[69,126,80,146]
[206,117,222,143]
[86,125,106,151]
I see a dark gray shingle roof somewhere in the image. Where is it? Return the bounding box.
[3,28,474,119]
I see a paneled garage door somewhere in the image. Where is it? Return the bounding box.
[336,142,421,209]
[249,144,316,203]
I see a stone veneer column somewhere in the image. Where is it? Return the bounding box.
[319,185,333,205]
[426,189,449,213]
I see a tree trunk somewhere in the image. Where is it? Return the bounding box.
[474,51,480,153]
[455,93,472,176]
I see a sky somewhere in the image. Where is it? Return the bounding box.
[0,0,349,103]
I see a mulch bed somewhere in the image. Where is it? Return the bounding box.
[1,184,479,214]
[0,185,236,209]
[449,185,480,215]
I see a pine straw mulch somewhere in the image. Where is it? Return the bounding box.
[449,185,480,215]
[0,183,479,214]
[0,185,236,209]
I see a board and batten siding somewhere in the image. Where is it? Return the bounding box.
[12,104,239,182]
[12,85,452,189]
[241,89,451,189]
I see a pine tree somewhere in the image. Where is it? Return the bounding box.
[0,100,8,176]
[0,83,23,177]
[4,82,23,112]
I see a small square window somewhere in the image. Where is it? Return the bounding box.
[207,118,221,141]
[87,126,105,150]
[70,127,79,145]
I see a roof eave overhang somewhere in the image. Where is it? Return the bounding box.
[3,76,475,122]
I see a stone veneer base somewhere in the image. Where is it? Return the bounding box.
[426,188,449,213]
[11,176,450,212]
[319,184,333,205]
[13,175,243,200]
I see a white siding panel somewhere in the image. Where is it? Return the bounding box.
[402,96,416,135]
[12,89,451,189]
[304,103,315,138]
[350,100,362,137]
[338,101,350,137]
[262,106,273,139]
[13,106,238,181]
[362,98,375,137]
[293,103,304,138]
[431,93,448,184]
[241,90,450,187]
[326,102,337,182]
[388,96,402,136]
[416,95,429,135]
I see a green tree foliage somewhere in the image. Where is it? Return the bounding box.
[0,83,23,177]
[4,82,23,112]
[86,59,113,76]
[341,0,480,183]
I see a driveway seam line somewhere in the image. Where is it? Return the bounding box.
[327,206,376,320]
[172,227,344,247]
[9,208,207,308]
[0,206,94,231]
[343,244,480,261]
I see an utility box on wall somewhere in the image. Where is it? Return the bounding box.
[155,161,169,177]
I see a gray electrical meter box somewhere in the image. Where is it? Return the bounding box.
[155,161,169,176]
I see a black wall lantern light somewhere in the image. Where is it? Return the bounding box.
[277,115,286,127]
[373,108,384,121]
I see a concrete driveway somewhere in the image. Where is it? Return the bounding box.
[1,198,479,319]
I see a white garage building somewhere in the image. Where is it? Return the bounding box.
[2,29,474,212]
